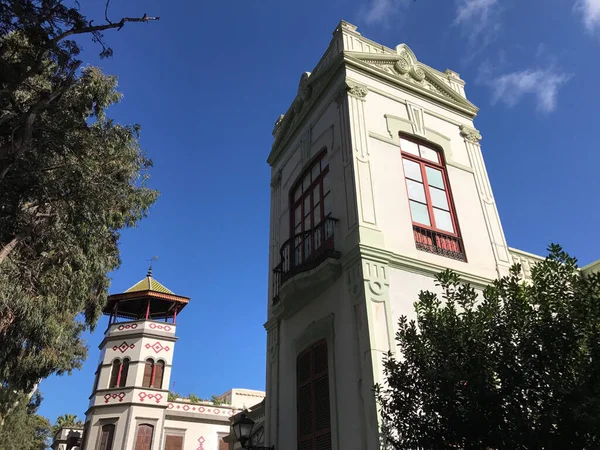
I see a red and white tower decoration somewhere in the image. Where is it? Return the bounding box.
[81,268,190,450]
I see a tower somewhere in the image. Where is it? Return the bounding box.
[263,21,542,450]
[82,269,189,450]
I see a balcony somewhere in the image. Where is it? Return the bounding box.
[273,217,341,304]
[413,225,466,262]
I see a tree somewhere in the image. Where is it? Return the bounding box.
[0,0,159,417]
[52,413,82,435]
[0,390,51,450]
[375,245,600,449]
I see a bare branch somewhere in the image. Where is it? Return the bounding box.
[54,15,160,43]
[104,0,112,24]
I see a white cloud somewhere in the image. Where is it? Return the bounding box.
[575,0,600,33]
[490,69,572,113]
[454,0,502,53]
[361,0,410,25]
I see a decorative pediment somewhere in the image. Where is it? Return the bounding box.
[344,44,477,116]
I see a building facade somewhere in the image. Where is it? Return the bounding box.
[79,271,264,450]
[263,20,600,450]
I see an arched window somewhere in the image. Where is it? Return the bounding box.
[153,360,165,389]
[96,424,115,450]
[142,359,154,388]
[134,424,154,450]
[119,358,129,388]
[297,340,331,450]
[108,358,129,389]
[289,151,332,266]
[108,360,120,388]
[400,135,465,261]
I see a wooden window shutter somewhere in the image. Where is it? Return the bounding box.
[119,358,129,388]
[297,340,331,450]
[164,435,183,450]
[97,424,115,450]
[142,359,154,388]
[153,361,165,389]
[218,437,229,450]
[134,424,154,450]
[109,360,120,388]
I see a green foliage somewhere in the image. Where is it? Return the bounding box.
[376,244,600,449]
[188,393,201,404]
[168,391,180,402]
[0,0,158,410]
[0,390,51,450]
[211,394,227,405]
[51,413,82,435]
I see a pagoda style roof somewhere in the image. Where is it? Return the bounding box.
[102,271,189,320]
[125,275,174,294]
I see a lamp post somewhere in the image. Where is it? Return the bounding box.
[231,412,274,450]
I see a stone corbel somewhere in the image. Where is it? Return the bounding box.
[346,81,369,100]
[459,125,482,144]
[270,169,282,189]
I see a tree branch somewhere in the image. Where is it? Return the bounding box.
[54,15,159,43]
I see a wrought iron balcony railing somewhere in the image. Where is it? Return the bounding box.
[273,217,340,303]
[413,225,466,262]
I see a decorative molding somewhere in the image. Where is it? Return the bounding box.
[103,392,125,403]
[112,341,135,353]
[117,324,138,331]
[138,392,163,403]
[196,436,206,450]
[270,169,282,189]
[362,259,390,299]
[148,323,172,332]
[406,102,425,137]
[459,124,482,143]
[294,314,334,354]
[343,51,478,118]
[267,326,279,365]
[145,341,170,353]
[167,403,237,416]
[346,81,368,99]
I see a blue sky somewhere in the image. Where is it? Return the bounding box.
[39,0,600,424]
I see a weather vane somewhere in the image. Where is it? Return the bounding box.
[146,256,158,276]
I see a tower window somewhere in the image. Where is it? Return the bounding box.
[289,151,332,266]
[108,358,129,388]
[96,424,115,450]
[142,359,154,388]
[142,358,165,388]
[134,424,154,450]
[297,340,331,450]
[400,136,466,261]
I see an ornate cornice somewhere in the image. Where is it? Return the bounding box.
[459,124,482,143]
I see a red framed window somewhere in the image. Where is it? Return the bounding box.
[400,136,466,261]
[108,358,129,388]
[297,340,331,450]
[290,151,332,266]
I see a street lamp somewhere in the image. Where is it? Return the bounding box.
[231,412,274,450]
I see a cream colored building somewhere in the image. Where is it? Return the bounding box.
[263,20,599,450]
[77,271,264,450]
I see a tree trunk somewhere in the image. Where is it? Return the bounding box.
[0,236,20,266]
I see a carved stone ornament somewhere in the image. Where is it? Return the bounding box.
[270,169,282,188]
[346,82,368,99]
[459,124,482,143]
